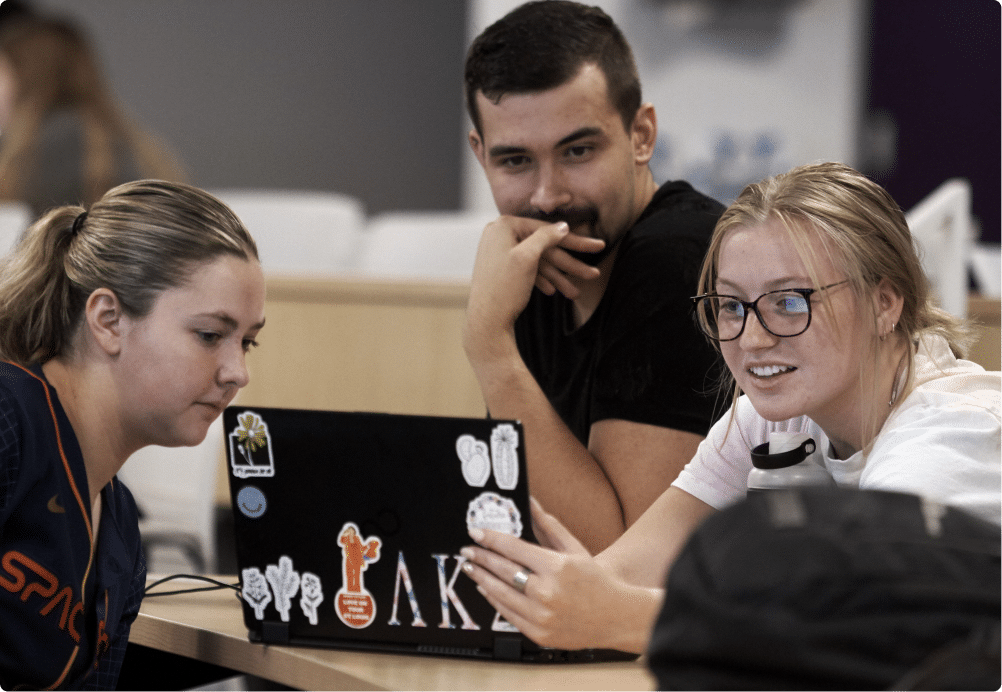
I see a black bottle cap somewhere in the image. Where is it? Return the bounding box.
[750,437,817,469]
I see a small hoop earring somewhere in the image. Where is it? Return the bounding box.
[879,322,896,342]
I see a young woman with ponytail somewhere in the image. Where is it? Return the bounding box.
[0,180,264,690]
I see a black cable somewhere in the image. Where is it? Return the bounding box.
[143,573,241,598]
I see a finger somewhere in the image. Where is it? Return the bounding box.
[537,262,582,300]
[466,527,557,577]
[530,512,556,551]
[461,562,550,644]
[504,215,562,243]
[517,221,570,260]
[461,555,532,601]
[534,274,558,296]
[459,543,528,588]
[556,233,606,253]
[501,223,570,287]
[544,246,603,281]
[460,554,541,625]
[475,586,548,646]
[530,496,591,556]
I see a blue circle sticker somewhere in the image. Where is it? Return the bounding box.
[237,486,267,519]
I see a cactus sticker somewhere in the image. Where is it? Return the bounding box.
[456,434,491,487]
[335,523,382,629]
[229,411,275,478]
[490,424,519,490]
[265,556,301,622]
[456,424,520,490]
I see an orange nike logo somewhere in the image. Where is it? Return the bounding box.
[47,495,65,514]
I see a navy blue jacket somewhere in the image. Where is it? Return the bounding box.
[0,362,145,690]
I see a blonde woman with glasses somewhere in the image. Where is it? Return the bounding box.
[459,162,1000,656]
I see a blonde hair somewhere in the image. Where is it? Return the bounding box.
[0,17,184,208]
[0,179,257,365]
[697,162,973,442]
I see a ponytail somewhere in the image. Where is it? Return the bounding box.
[0,206,88,364]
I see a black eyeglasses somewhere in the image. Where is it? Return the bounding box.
[691,280,849,342]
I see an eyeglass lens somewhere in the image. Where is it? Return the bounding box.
[699,291,810,340]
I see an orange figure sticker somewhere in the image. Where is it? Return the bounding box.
[335,522,382,629]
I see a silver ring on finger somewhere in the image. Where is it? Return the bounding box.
[512,568,532,593]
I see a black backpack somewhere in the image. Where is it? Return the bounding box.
[647,487,1000,690]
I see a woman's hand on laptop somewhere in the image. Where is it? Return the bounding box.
[460,497,658,654]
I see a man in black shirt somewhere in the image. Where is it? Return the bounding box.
[463,0,724,554]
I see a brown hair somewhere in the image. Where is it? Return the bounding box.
[0,180,257,365]
[464,1,641,136]
[0,17,184,209]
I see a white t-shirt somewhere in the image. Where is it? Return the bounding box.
[673,334,1002,526]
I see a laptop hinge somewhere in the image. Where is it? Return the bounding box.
[261,621,290,644]
[493,635,523,661]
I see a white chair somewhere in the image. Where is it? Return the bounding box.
[969,242,1001,298]
[356,210,494,280]
[0,201,31,256]
[117,418,225,574]
[210,189,366,277]
[905,179,974,318]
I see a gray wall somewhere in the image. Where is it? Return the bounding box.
[36,0,467,215]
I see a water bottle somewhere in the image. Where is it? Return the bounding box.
[747,432,834,493]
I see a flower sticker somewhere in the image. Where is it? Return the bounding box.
[238,413,268,453]
[229,410,276,478]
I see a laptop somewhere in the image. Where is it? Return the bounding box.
[223,405,636,663]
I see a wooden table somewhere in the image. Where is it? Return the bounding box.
[129,576,655,691]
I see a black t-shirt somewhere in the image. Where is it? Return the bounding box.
[514,180,726,445]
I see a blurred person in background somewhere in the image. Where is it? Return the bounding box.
[0,13,185,219]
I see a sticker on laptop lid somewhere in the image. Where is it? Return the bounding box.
[229,411,275,478]
[236,485,267,519]
[492,610,520,632]
[388,551,427,627]
[265,555,301,623]
[335,522,382,629]
[456,434,491,487]
[299,572,324,625]
[490,424,519,490]
[240,559,325,627]
[466,491,523,537]
[241,566,272,619]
